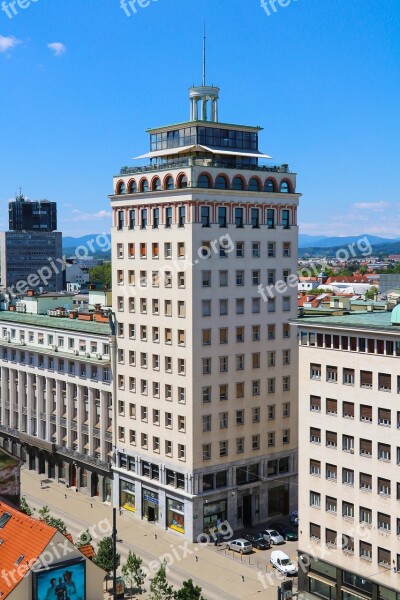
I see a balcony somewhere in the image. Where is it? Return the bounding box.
[119,158,292,177]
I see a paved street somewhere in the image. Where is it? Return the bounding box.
[21,468,299,600]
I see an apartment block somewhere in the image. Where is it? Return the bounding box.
[295,310,400,600]
[110,82,301,540]
[0,303,113,501]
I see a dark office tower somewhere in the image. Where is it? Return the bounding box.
[9,194,57,232]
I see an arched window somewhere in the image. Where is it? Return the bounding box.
[129,180,137,193]
[232,176,244,191]
[248,178,260,192]
[216,175,228,190]
[152,177,161,191]
[177,174,188,189]
[140,179,149,193]
[165,176,174,190]
[264,179,276,193]
[280,181,289,193]
[117,182,126,195]
[198,174,211,188]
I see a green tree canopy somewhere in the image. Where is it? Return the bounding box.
[122,551,146,598]
[93,536,121,574]
[174,579,205,600]
[89,262,111,287]
[149,561,173,600]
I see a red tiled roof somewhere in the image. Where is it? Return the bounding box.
[78,544,95,559]
[0,501,57,599]
[65,533,74,544]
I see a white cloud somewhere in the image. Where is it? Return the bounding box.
[0,35,20,53]
[47,42,66,56]
[353,201,387,211]
[65,209,111,223]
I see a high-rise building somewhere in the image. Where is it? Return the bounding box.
[295,310,400,599]
[0,194,62,294]
[9,193,57,232]
[110,78,301,540]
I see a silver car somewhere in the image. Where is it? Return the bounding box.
[227,538,253,554]
[261,529,285,545]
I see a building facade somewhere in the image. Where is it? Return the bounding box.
[8,194,57,232]
[0,309,113,501]
[295,310,400,600]
[110,82,301,539]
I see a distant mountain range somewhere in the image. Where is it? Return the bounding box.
[61,233,400,259]
[298,234,399,248]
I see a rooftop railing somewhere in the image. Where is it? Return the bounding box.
[119,158,291,176]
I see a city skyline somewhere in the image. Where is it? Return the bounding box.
[0,0,399,237]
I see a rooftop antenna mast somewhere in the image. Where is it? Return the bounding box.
[202,23,206,87]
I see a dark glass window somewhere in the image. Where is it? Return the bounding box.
[267,209,275,228]
[153,208,160,229]
[118,182,126,194]
[203,474,214,491]
[280,181,289,193]
[153,178,161,191]
[129,180,137,193]
[216,175,228,189]
[235,207,243,228]
[129,210,135,229]
[165,207,172,228]
[264,179,275,192]
[216,470,227,487]
[178,206,185,227]
[251,208,259,228]
[166,176,174,190]
[117,211,124,230]
[218,207,227,228]
[178,175,188,189]
[282,209,290,228]
[249,178,260,192]
[198,174,211,188]
[232,176,244,191]
[201,206,210,227]
[141,209,147,229]
[142,180,149,192]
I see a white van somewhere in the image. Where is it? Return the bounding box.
[270,550,298,575]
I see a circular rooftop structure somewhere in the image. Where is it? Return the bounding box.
[391,303,400,325]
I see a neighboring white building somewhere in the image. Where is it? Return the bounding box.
[294,309,400,600]
[110,81,301,539]
[298,279,320,292]
[0,308,113,500]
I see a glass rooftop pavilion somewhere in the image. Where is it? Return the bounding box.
[119,83,292,180]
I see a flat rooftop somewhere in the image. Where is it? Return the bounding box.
[293,311,400,334]
[0,311,111,336]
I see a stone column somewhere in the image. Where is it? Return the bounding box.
[66,382,74,449]
[26,372,35,436]
[55,380,64,446]
[0,366,8,426]
[99,390,107,463]
[88,388,96,456]
[9,368,17,429]
[45,378,52,442]
[77,385,84,455]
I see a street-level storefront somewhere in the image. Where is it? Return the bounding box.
[203,499,227,533]
[120,480,135,512]
[142,487,159,522]
[166,498,185,534]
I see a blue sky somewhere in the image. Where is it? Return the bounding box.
[0,0,399,237]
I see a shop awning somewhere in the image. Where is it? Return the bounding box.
[308,573,336,587]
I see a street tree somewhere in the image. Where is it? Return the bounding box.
[149,561,173,600]
[93,536,120,574]
[174,579,205,600]
[122,551,146,598]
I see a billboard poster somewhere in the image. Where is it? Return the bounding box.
[33,560,86,600]
[0,447,21,508]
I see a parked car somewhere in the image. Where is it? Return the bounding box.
[290,510,299,525]
[268,523,298,541]
[242,533,270,550]
[227,538,253,554]
[270,550,298,575]
[261,529,285,545]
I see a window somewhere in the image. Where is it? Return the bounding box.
[342,501,354,518]
[282,349,290,365]
[236,270,245,286]
[378,477,390,496]
[218,206,227,227]
[219,299,228,315]
[343,401,354,418]
[378,408,391,426]
[236,242,244,257]
[236,382,244,398]
[178,206,185,227]
[267,242,275,257]
[268,432,275,447]
[343,468,354,486]
[310,523,321,541]
[252,407,260,423]
[360,472,372,491]
[251,208,260,228]
[378,442,391,461]
[236,299,244,314]
[178,272,185,288]
[202,358,211,375]
[268,351,275,366]
[267,269,275,285]
[236,438,244,453]
[220,356,228,372]
[236,327,244,342]
[236,354,245,370]
[219,270,228,286]
[360,541,372,561]
[360,370,372,388]
[326,496,337,513]
[202,415,211,432]
[326,528,337,547]
[252,297,260,313]
[267,378,275,393]
[378,373,391,391]
[252,435,260,450]
[268,324,275,339]
[165,441,172,457]
[202,300,211,317]
[202,270,211,287]
[164,242,172,258]
[268,404,275,420]
[219,385,228,401]
[220,441,228,457]
[202,444,211,460]
[326,431,337,448]
[177,242,185,258]
[282,209,290,228]
[283,242,291,257]
[236,410,244,425]
[327,366,337,382]
[343,368,355,385]
[378,513,391,531]
[310,459,321,476]
[359,506,372,524]
[201,206,210,227]
[378,547,391,567]
[282,429,290,444]
[219,328,228,344]
[252,353,260,369]
[129,209,136,228]
[252,242,260,257]
[342,435,354,452]
[326,398,337,415]
[360,404,372,422]
[266,209,275,228]
[326,464,337,480]
[202,387,211,403]
[141,209,148,229]
[360,439,372,457]
[252,325,260,341]
[219,412,228,429]
[310,427,321,443]
[165,206,172,228]
[177,301,185,317]
[310,364,321,379]
[267,298,275,312]
[202,329,211,346]
[310,491,321,508]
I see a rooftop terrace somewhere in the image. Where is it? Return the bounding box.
[293,311,400,333]
[0,311,112,336]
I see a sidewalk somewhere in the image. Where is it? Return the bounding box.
[21,468,295,600]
